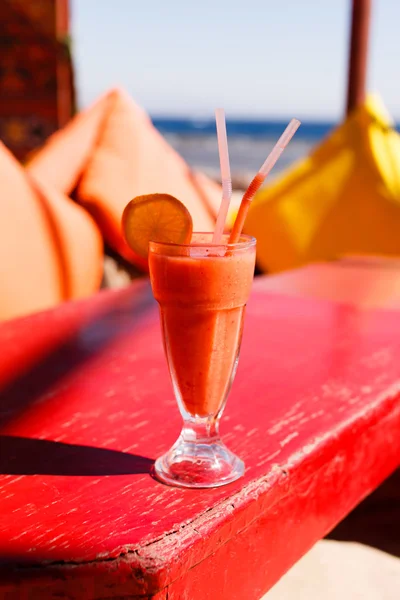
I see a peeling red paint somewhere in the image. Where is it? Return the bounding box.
[0,266,399,598]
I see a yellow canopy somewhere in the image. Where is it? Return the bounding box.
[243,95,400,273]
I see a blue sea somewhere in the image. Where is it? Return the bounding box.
[152,117,336,186]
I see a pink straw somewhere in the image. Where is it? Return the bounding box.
[212,108,232,244]
[229,118,301,243]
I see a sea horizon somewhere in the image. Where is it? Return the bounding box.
[152,117,336,140]
[151,117,337,184]
[152,115,399,136]
[150,116,400,187]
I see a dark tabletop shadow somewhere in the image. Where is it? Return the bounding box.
[326,468,400,558]
[0,436,154,476]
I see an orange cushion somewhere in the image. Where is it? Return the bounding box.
[28,88,222,270]
[29,174,103,299]
[27,91,112,195]
[0,142,103,321]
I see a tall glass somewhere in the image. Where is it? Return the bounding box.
[149,233,256,488]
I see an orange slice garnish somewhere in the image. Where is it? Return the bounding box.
[122,193,193,259]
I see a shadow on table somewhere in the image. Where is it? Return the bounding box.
[326,468,400,558]
[0,435,154,476]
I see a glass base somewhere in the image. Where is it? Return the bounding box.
[154,437,244,489]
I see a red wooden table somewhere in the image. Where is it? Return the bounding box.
[0,261,399,599]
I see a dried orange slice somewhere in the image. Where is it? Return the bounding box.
[122,193,193,259]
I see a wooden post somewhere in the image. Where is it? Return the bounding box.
[346,0,372,114]
[56,0,75,125]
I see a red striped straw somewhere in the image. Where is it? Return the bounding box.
[229,118,301,244]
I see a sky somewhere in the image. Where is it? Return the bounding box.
[70,0,400,121]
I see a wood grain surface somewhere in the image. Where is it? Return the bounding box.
[0,264,399,598]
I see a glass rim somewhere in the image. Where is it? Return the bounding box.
[149,232,256,251]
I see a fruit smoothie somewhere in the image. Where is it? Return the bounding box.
[149,234,256,417]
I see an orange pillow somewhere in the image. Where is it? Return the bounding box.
[28,88,222,270]
[0,142,102,321]
[27,91,112,196]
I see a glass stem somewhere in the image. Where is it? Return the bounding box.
[180,414,221,445]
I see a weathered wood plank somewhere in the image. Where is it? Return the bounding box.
[0,265,399,598]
